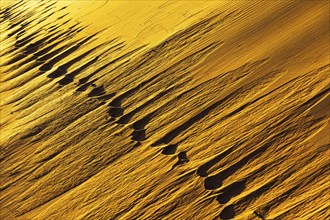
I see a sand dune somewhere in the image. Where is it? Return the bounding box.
[0,1,329,219]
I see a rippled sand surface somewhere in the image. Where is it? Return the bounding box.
[0,1,329,219]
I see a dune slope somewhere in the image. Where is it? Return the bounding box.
[0,1,329,219]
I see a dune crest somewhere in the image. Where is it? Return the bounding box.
[0,1,329,219]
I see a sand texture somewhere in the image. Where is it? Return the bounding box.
[0,1,329,219]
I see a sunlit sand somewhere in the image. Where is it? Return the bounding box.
[0,1,329,219]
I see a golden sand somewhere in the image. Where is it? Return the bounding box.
[0,1,329,219]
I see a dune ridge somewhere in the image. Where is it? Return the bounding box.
[0,1,329,220]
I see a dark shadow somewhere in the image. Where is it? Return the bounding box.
[216,180,246,204]
[171,151,189,169]
[88,85,105,97]
[76,79,97,92]
[131,129,146,141]
[58,55,99,86]
[204,142,272,190]
[132,114,152,130]
[108,107,124,118]
[219,204,236,219]
[162,144,178,155]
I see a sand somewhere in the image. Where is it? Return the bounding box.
[0,1,329,219]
